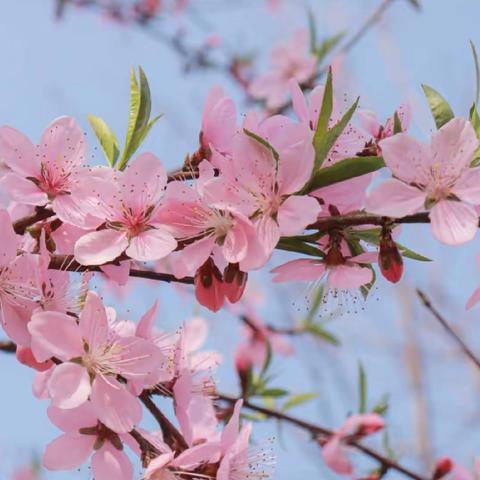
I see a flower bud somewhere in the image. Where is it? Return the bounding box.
[223,263,248,304]
[194,258,225,312]
[433,457,453,480]
[379,227,403,283]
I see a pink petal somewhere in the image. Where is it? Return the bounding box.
[47,403,97,433]
[90,376,142,433]
[121,152,167,207]
[172,236,216,279]
[28,311,83,362]
[74,229,129,266]
[277,195,321,236]
[43,433,95,471]
[100,260,131,286]
[430,117,479,176]
[290,80,309,123]
[0,209,17,266]
[255,215,280,258]
[451,167,480,204]
[321,436,353,475]
[0,173,47,205]
[48,362,91,408]
[271,258,326,283]
[183,316,208,353]
[52,194,100,229]
[39,116,86,169]
[136,301,159,339]
[0,125,39,176]
[223,221,249,264]
[125,228,177,262]
[114,336,164,378]
[91,444,133,480]
[1,299,31,346]
[145,452,175,479]
[366,179,426,217]
[221,399,243,454]
[379,133,431,184]
[174,441,221,469]
[430,200,478,245]
[327,264,373,290]
[79,291,109,350]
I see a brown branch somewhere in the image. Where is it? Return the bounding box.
[416,289,480,371]
[0,341,16,353]
[218,393,428,480]
[48,255,194,285]
[13,207,55,235]
[139,392,189,452]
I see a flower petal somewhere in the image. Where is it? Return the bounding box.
[125,228,177,262]
[271,258,326,283]
[48,362,91,409]
[43,433,95,471]
[74,229,129,266]
[91,444,133,480]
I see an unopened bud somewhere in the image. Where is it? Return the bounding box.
[433,457,453,480]
[379,227,403,283]
[223,263,248,303]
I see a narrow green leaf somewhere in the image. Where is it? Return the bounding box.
[358,363,367,414]
[313,67,333,167]
[315,32,345,64]
[243,128,279,163]
[471,41,480,106]
[282,393,319,412]
[118,66,154,170]
[393,111,403,134]
[257,388,289,398]
[305,323,340,345]
[259,341,273,381]
[305,156,385,193]
[313,97,360,173]
[88,114,120,166]
[396,242,431,262]
[276,238,324,257]
[421,84,454,129]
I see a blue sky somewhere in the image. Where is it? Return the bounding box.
[1,0,480,478]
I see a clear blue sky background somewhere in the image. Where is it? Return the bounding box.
[1,0,480,478]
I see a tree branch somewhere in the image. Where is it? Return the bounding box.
[13,207,55,235]
[218,393,428,480]
[416,289,480,371]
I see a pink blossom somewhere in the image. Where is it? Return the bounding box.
[366,118,480,245]
[321,414,384,475]
[158,161,261,277]
[205,116,321,263]
[235,314,293,369]
[200,86,236,164]
[249,30,317,110]
[42,402,133,480]
[271,251,376,290]
[73,153,177,265]
[0,117,100,228]
[0,209,39,345]
[28,291,163,433]
[358,102,411,143]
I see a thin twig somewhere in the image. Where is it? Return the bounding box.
[416,289,480,371]
[218,393,429,480]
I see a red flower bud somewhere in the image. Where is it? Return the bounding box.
[433,457,453,480]
[223,263,248,304]
[379,228,403,283]
[194,258,225,312]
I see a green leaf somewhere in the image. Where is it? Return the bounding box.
[276,238,324,257]
[358,363,367,414]
[305,323,340,345]
[471,41,480,106]
[372,393,390,416]
[243,128,279,163]
[396,242,431,262]
[421,84,454,129]
[469,103,480,166]
[88,114,120,166]
[257,388,289,398]
[118,67,156,170]
[315,32,345,64]
[312,68,334,172]
[313,96,359,173]
[393,111,403,134]
[305,156,385,193]
[282,393,319,412]
[259,340,273,381]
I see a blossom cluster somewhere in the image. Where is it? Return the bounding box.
[2,61,480,479]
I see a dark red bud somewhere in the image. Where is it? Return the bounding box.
[223,263,248,304]
[379,230,403,283]
[433,457,453,480]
